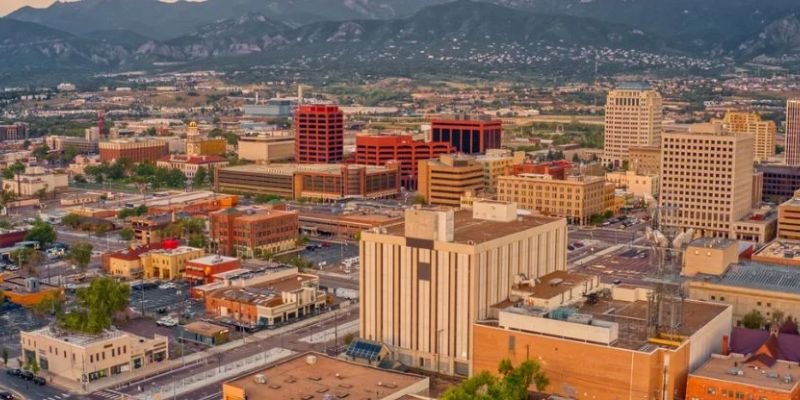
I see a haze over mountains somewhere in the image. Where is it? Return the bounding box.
[1,0,799,82]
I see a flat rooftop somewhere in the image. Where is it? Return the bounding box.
[219,163,392,176]
[512,270,593,300]
[493,298,729,351]
[752,240,800,263]
[223,352,428,400]
[183,321,229,337]
[210,274,317,307]
[691,354,799,392]
[385,209,562,245]
[188,255,238,266]
[688,237,736,250]
[26,326,127,347]
[691,262,800,295]
[571,247,676,288]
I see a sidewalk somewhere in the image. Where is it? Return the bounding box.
[42,303,357,395]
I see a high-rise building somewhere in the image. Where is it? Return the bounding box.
[786,99,800,166]
[718,112,776,162]
[355,134,452,189]
[603,84,662,168]
[294,105,344,164]
[430,117,502,154]
[417,154,484,207]
[660,124,754,238]
[359,201,567,375]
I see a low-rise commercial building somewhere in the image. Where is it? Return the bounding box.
[778,192,800,240]
[141,246,205,280]
[176,321,230,346]
[156,154,229,179]
[184,254,240,284]
[472,272,732,400]
[606,170,659,198]
[204,266,325,328]
[236,135,294,163]
[45,135,99,154]
[20,327,168,383]
[99,139,168,163]
[186,137,227,157]
[214,163,400,201]
[1,166,68,197]
[474,150,526,193]
[145,193,238,217]
[130,214,173,246]
[497,173,615,225]
[103,245,158,279]
[417,154,484,207]
[0,276,61,307]
[222,352,430,400]
[209,206,299,258]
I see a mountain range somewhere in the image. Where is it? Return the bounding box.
[1,0,799,83]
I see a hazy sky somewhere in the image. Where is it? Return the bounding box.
[0,0,200,16]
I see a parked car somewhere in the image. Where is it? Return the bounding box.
[20,370,34,380]
[32,376,46,386]
[0,391,14,399]
[156,317,178,327]
[6,368,21,377]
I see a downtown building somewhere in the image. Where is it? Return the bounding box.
[430,117,502,154]
[786,99,800,166]
[359,200,567,375]
[294,104,344,164]
[99,139,169,163]
[660,125,755,238]
[602,83,663,168]
[417,154,484,207]
[209,205,299,258]
[354,134,452,189]
[718,112,777,163]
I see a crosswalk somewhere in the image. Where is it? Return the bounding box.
[93,390,127,400]
[40,394,71,400]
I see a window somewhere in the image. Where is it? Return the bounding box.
[707,387,716,395]
[508,336,516,352]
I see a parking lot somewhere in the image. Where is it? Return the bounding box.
[129,282,203,318]
[0,306,49,360]
[300,240,358,270]
[118,318,205,359]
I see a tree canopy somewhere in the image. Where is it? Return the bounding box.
[441,359,549,400]
[25,219,56,247]
[60,277,130,334]
[68,242,93,272]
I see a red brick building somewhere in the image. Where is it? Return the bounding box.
[431,118,502,154]
[209,206,299,258]
[295,105,343,164]
[184,254,240,284]
[505,160,573,180]
[355,134,452,189]
[99,139,169,163]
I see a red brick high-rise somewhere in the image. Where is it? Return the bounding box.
[431,118,502,154]
[295,105,344,164]
[355,134,452,189]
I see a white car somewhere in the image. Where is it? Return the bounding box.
[158,282,177,290]
[156,317,178,327]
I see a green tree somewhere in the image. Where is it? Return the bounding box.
[413,194,427,205]
[25,219,57,247]
[0,189,17,212]
[68,242,93,272]
[26,357,39,375]
[192,166,208,187]
[188,233,207,248]
[73,174,87,184]
[1,347,8,367]
[119,227,134,241]
[2,160,25,179]
[62,145,79,163]
[61,213,82,229]
[742,309,767,330]
[296,236,310,247]
[60,277,130,334]
[32,144,50,159]
[34,184,49,202]
[22,140,31,150]
[30,291,65,318]
[441,359,549,400]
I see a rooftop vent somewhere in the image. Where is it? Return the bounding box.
[306,355,317,365]
[253,374,267,384]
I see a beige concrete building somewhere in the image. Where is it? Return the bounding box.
[359,200,567,375]
[606,170,659,198]
[417,154,484,207]
[473,150,526,193]
[141,246,205,280]
[628,145,661,175]
[683,238,740,277]
[236,135,294,163]
[496,173,615,225]
[718,112,776,163]
[603,84,663,168]
[778,191,800,240]
[660,125,754,238]
[2,166,68,197]
[20,327,168,383]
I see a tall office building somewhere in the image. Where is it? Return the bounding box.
[719,112,776,163]
[417,154,484,207]
[603,84,663,168]
[294,105,344,164]
[786,99,800,166]
[430,118,502,154]
[355,134,452,189]
[360,200,567,375]
[660,124,754,238]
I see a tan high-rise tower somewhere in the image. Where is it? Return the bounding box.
[659,124,754,238]
[786,99,800,166]
[603,84,663,168]
[719,112,776,163]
